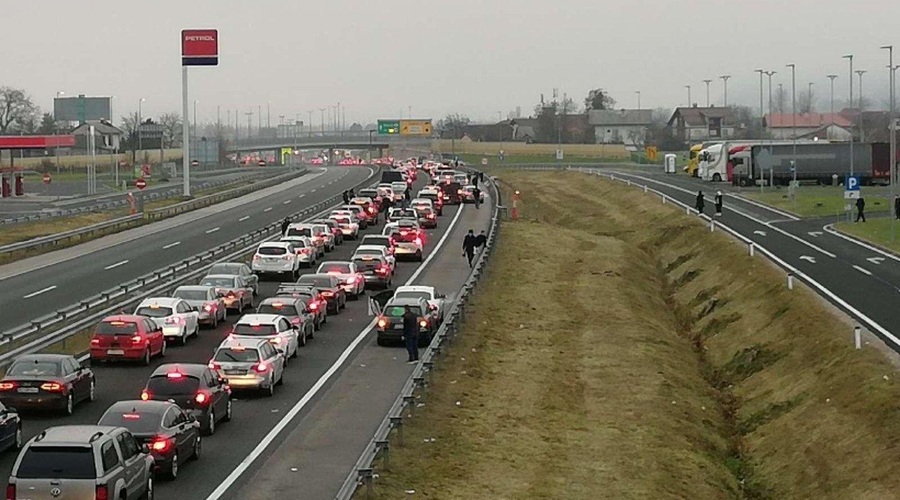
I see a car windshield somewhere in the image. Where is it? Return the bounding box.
[135,306,173,318]
[95,321,139,335]
[16,447,97,479]
[319,263,351,273]
[359,190,378,198]
[214,348,260,363]
[385,306,421,317]
[146,375,201,396]
[333,217,350,224]
[297,276,332,288]
[7,361,61,377]
[257,304,299,316]
[99,409,164,434]
[201,277,237,288]
[258,246,288,256]
[354,249,381,258]
[209,264,242,275]
[233,324,277,336]
[174,289,208,301]
[394,291,430,302]
[286,227,313,238]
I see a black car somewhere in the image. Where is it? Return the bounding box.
[0,402,21,452]
[140,364,231,436]
[98,400,201,479]
[296,274,347,314]
[442,181,463,205]
[0,354,95,415]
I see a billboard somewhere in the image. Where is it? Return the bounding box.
[54,96,112,122]
[400,120,432,136]
[182,29,219,66]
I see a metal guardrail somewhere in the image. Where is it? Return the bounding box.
[0,169,308,258]
[0,168,289,226]
[0,166,383,367]
[335,171,502,500]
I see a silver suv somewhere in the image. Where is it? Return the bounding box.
[8,425,155,500]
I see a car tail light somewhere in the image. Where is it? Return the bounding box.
[283,254,293,261]
[270,337,282,345]
[208,361,221,370]
[150,437,173,452]
[195,392,209,404]
[291,317,301,325]
[227,292,236,298]
[321,291,334,297]
[419,319,428,328]
[346,277,355,284]
[414,237,423,246]
[6,484,15,500]
[253,255,261,261]
[95,485,109,500]
[376,266,389,275]
[140,390,150,401]
[40,383,64,392]
[377,318,387,328]
[458,189,463,195]
[91,337,100,345]
[252,362,269,373]
[204,303,214,312]
[131,335,143,343]
[308,302,318,311]
[300,248,311,255]
[0,382,16,391]
[165,317,184,325]
[427,214,435,219]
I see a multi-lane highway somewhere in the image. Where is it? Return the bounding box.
[0,165,494,499]
[606,169,900,348]
[0,167,372,331]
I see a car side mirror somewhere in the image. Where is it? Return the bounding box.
[142,444,151,454]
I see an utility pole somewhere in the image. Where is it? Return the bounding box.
[827,74,838,140]
[856,70,867,110]
[844,54,855,175]
[702,80,712,107]
[720,75,731,106]
[755,69,764,121]
[635,90,641,110]
[765,71,776,116]
[257,105,261,136]
[787,64,797,179]
[320,108,326,135]
[807,82,814,112]
[245,110,253,140]
[883,45,896,191]
[685,85,692,107]
[267,101,271,130]
[307,110,313,138]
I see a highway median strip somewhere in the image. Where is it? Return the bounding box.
[366,170,900,499]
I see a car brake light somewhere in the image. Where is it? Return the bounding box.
[0,382,16,391]
[95,485,109,500]
[40,383,64,392]
[300,248,311,255]
[308,302,318,311]
[377,318,387,328]
[195,392,209,404]
[6,484,15,500]
[204,303,214,312]
[140,390,150,401]
[291,317,301,324]
[414,237,423,246]
[253,362,269,373]
[227,292,236,298]
[321,291,334,297]
[208,361,221,370]
[131,335,143,343]
[150,438,172,452]
[419,320,428,328]
[91,337,100,345]
[346,277,355,284]
[165,317,184,325]
[458,189,463,194]
[284,254,293,261]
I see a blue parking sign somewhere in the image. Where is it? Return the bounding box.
[845,175,860,191]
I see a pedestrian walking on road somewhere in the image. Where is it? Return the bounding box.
[474,230,487,249]
[479,172,485,183]
[856,197,867,223]
[473,186,481,209]
[342,190,350,204]
[695,190,705,215]
[894,195,900,220]
[714,191,723,217]
[463,229,478,268]
[281,217,291,236]
[401,305,420,363]
[473,174,479,188]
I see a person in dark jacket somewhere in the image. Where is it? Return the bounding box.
[894,195,900,220]
[856,197,866,222]
[473,186,482,209]
[349,188,355,198]
[473,174,479,188]
[714,191,723,217]
[474,230,487,248]
[281,217,291,236]
[695,191,705,214]
[342,190,350,204]
[401,306,420,363]
[463,229,478,268]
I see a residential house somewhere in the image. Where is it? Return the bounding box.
[667,106,737,142]
[509,118,538,143]
[70,120,124,152]
[589,109,653,146]
[763,113,852,141]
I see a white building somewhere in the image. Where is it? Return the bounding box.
[589,109,653,146]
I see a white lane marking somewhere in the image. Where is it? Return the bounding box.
[311,189,317,193]
[753,230,766,236]
[823,223,900,263]
[800,255,817,264]
[853,265,873,275]
[205,227,221,234]
[263,207,273,212]
[867,257,886,265]
[611,172,837,258]
[283,200,292,205]
[162,241,181,250]
[23,285,57,299]
[808,231,823,237]
[298,194,305,198]
[205,202,467,500]
[727,192,800,221]
[104,260,129,270]
[239,216,250,222]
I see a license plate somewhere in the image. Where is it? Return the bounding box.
[225,370,245,375]
[17,388,38,394]
[394,324,404,330]
[107,349,125,356]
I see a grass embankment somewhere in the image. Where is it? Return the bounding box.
[0,180,255,264]
[367,171,900,500]
[835,217,900,254]
[448,153,612,166]
[742,185,891,218]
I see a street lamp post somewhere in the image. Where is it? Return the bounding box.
[807,82,814,112]
[685,85,692,107]
[883,45,896,189]
[787,64,797,181]
[720,75,731,106]
[765,71,776,115]
[307,110,313,138]
[55,91,65,175]
[192,100,198,138]
[635,91,641,110]
[844,54,855,175]
[267,102,271,131]
[827,75,838,140]
[137,97,146,167]
[702,79,712,107]
[755,69,764,121]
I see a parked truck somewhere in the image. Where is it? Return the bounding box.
[730,142,892,186]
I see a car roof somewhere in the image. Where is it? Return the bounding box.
[288,222,314,228]
[210,262,246,269]
[260,297,302,306]
[355,245,386,252]
[175,285,212,291]
[386,298,426,306]
[203,274,239,280]
[137,297,180,307]
[12,354,72,364]
[298,273,334,280]
[235,314,282,325]
[259,241,292,248]
[319,260,351,266]
[361,235,390,241]
[395,285,433,293]
[101,315,147,322]
[218,337,268,349]
[105,399,174,414]
[32,425,122,446]
[150,363,209,378]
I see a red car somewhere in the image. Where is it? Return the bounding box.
[90,315,166,365]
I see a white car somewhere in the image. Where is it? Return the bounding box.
[383,222,425,261]
[251,241,300,279]
[353,244,396,273]
[134,297,200,345]
[311,223,336,252]
[410,198,433,212]
[376,186,395,201]
[329,213,360,240]
[285,223,326,257]
[210,337,285,396]
[394,285,446,324]
[390,182,408,201]
[317,261,366,299]
[280,235,318,267]
[172,285,227,328]
[230,314,300,362]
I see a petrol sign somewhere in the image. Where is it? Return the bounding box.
[182,29,219,66]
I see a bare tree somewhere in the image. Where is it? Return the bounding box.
[0,87,38,134]
[121,111,139,139]
[774,86,788,114]
[159,112,182,147]
[798,89,815,114]
[436,113,470,139]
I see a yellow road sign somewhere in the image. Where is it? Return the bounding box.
[646,146,658,161]
[400,120,432,136]
[281,147,292,164]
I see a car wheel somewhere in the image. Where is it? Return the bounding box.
[88,379,96,402]
[14,425,22,450]
[178,331,187,346]
[416,250,423,262]
[169,452,179,479]
[144,475,154,500]
[376,337,387,347]
[193,324,200,338]
[143,348,152,366]
[307,326,314,340]
[299,331,306,347]
[276,369,284,386]
[265,376,275,397]
[223,397,232,422]
[322,313,327,324]
[190,435,201,461]
[211,314,218,329]
[205,411,216,436]
[159,341,167,358]
[64,393,74,416]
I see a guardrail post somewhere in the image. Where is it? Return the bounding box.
[376,439,390,470]
[709,219,715,232]
[686,207,691,215]
[403,395,415,415]
[854,326,862,349]
[787,272,794,290]
[748,242,755,257]
[413,376,426,403]
[643,185,648,193]
[359,468,374,500]
[390,416,404,446]
[662,194,666,204]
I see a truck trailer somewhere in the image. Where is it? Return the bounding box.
[730,142,891,186]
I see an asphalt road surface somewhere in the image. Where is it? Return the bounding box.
[0,176,482,500]
[0,166,371,332]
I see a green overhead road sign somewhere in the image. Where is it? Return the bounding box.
[378,120,400,135]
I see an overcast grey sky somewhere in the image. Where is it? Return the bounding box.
[7,0,899,125]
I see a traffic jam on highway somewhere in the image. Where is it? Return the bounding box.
[0,158,484,500]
